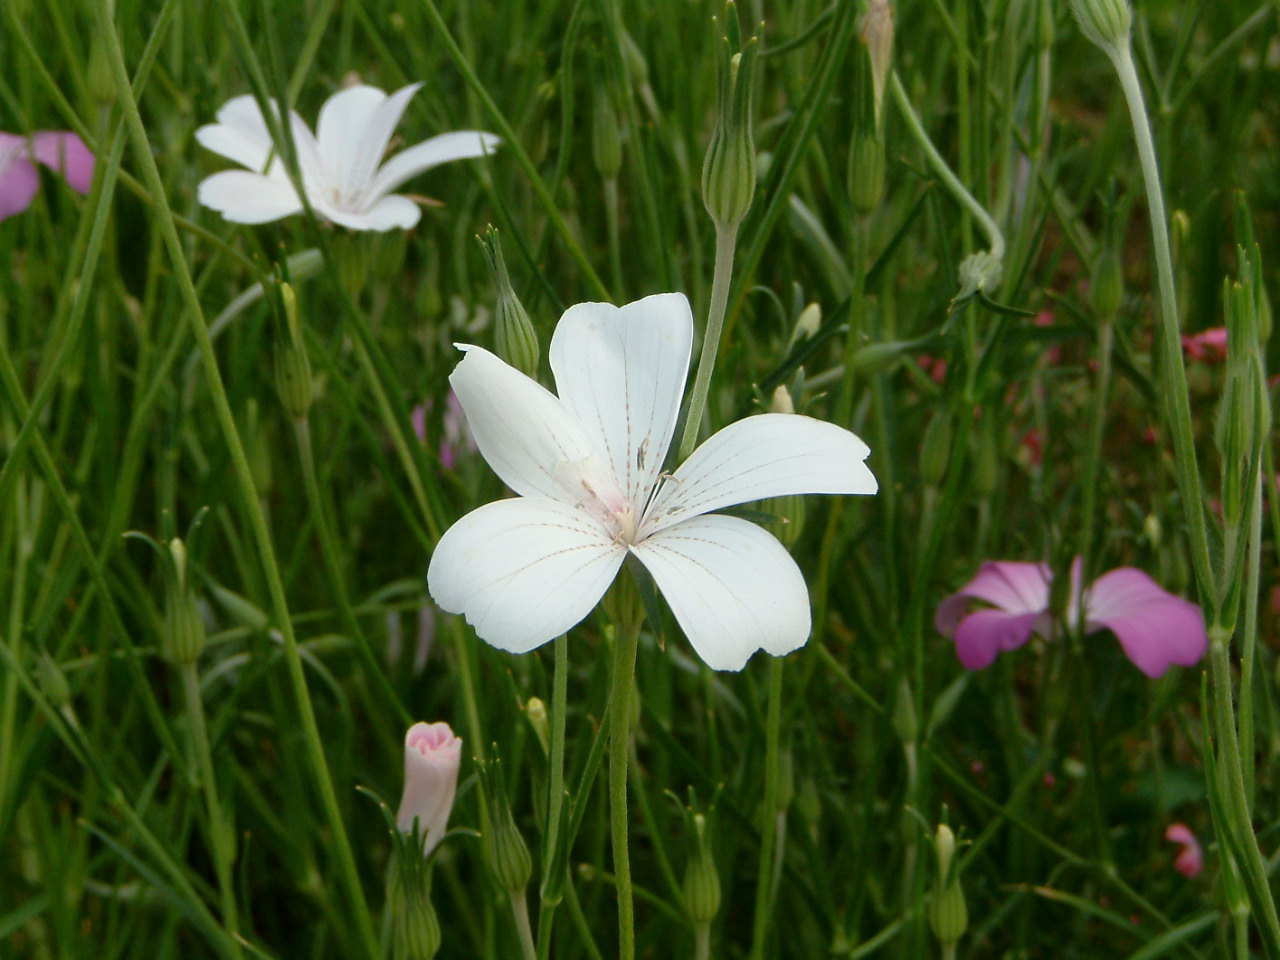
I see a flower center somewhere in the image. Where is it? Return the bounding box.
[554,456,638,545]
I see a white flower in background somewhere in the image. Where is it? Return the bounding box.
[196,83,499,231]
[427,293,877,671]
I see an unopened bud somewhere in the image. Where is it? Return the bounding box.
[389,866,442,960]
[919,410,953,488]
[790,302,822,346]
[481,764,533,893]
[592,91,622,182]
[929,823,968,948]
[87,40,117,107]
[766,387,805,548]
[957,250,1004,300]
[162,539,205,665]
[702,7,758,232]
[1069,0,1131,54]
[861,0,894,127]
[1092,244,1124,320]
[525,697,551,755]
[848,129,886,215]
[35,652,71,709]
[479,228,540,378]
[971,421,999,498]
[892,678,918,745]
[273,283,313,420]
[681,814,721,924]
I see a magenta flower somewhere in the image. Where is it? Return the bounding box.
[1164,823,1204,878]
[1181,327,1228,363]
[936,558,1206,677]
[0,131,94,221]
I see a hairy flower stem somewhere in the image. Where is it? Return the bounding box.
[93,6,381,957]
[608,610,643,960]
[1110,40,1280,951]
[748,658,785,960]
[679,227,739,460]
[179,663,242,958]
[293,418,410,726]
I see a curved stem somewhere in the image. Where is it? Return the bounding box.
[678,227,739,460]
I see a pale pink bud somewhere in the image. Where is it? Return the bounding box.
[396,721,462,855]
[1164,823,1203,878]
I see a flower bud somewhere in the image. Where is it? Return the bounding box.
[892,677,918,745]
[35,652,71,710]
[525,697,551,756]
[1092,242,1124,320]
[162,539,206,665]
[592,91,623,182]
[848,128,886,215]
[479,227,540,378]
[929,823,968,948]
[971,420,999,499]
[1069,0,1131,54]
[919,410,953,488]
[273,283,313,421]
[681,814,721,924]
[87,39,117,107]
[702,6,758,232]
[789,302,822,347]
[861,0,894,127]
[388,866,442,960]
[480,761,533,893]
[764,388,806,548]
[956,250,1004,300]
[396,722,462,857]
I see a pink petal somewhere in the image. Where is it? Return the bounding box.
[0,152,40,221]
[32,132,95,194]
[935,561,1052,636]
[1085,568,1207,677]
[1164,822,1203,878]
[953,609,1043,670]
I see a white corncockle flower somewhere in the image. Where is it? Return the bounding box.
[196,83,499,231]
[427,293,877,671]
[396,721,462,856]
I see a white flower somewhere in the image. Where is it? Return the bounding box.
[426,293,877,671]
[195,83,499,231]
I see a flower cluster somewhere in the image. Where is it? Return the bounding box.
[936,559,1206,677]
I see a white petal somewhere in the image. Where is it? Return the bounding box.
[549,293,693,509]
[325,83,421,203]
[197,170,303,224]
[370,131,501,198]
[196,95,275,170]
[631,514,810,671]
[642,413,876,536]
[428,497,625,653]
[316,85,390,198]
[449,344,621,505]
[325,193,421,231]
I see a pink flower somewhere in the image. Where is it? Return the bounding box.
[410,391,475,469]
[1181,327,1228,363]
[396,721,462,855]
[917,354,948,383]
[0,131,94,221]
[1165,823,1203,878]
[936,559,1207,677]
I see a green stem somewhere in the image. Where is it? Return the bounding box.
[748,658,785,960]
[679,226,738,460]
[1078,315,1115,586]
[535,635,569,960]
[179,662,242,955]
[293,418,411,726]
[510,889,538,960]
[695,924,711,960]
[609,611,643,960]
[1108,44,1212,592]
[92,7,381,958]
[889,73,1004,262]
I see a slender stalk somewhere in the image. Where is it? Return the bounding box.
[92,8,381,957]
[748,658,785,960]
[535,635,570,960]
[1077,316,1115,584]
[695,924,711,960]
[608,611,643,960]
[1108,45,1211,590]
[604,177,624,299]
[678,227,738,460]
[179,663,242,955]
[510,890,538,960]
